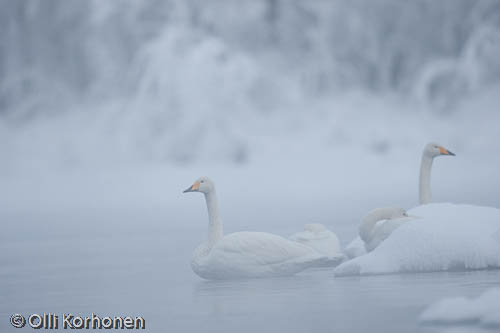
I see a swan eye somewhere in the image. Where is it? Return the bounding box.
[200,180,205,183]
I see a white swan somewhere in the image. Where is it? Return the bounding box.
[359,207,416,252]
[183,177,328,280]
[344,236,366,259]
[335,203,500,277]
[352,142,453,253]
[419,142,455,205]
[290,223,345,266]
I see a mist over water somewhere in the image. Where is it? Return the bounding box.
[1,1,500,333]
[1,0,500,169]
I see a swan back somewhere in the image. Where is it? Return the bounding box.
[290,224,341,262]
[192,231,328,279]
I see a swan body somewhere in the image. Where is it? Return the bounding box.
[419,142,455,205]
[344,236,366,259]
[184,177,327,280]
[290,223,345,266]
[359,207,416,252]
[346,142,453,256]
[335,203,500,276]
[192,231,327,279]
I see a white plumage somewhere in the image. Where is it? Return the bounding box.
[359,207,416,252]
[184,177,327,280]
[290,223,345,266]
[335,203,500,276]
[192,231,327,279]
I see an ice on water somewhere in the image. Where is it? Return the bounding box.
[420,288,500,328]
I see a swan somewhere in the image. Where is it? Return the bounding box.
[290,223,345,266]
[344,236,366,259]
[183,177,328,280]
[350,142,453,254]
[344,207,417,257]
[359,207,416,252]
[419,142,455,205]
[335,203,500,277]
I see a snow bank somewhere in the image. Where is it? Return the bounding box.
[420,288,500,328]
[335,203,500,276]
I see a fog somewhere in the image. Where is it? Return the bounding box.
[1,1,500,332]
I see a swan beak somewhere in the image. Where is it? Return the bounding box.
[183,181,200,193]
[439,146,455,156]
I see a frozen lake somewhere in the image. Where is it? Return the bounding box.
[1,162,499,332]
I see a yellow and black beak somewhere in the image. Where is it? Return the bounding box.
[439,146,456,156]
[183,181,200,193]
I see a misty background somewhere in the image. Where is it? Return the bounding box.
[1,1,500,332]
[1,0,500,169]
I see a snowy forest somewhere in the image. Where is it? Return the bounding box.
[1,0,500,169]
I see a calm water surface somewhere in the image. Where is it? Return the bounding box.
[1,208,499,333]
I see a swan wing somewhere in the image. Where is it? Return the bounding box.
[214,231,323,265]
[194,231,326,279]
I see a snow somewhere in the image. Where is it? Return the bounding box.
[334,203,500,276]
[420,288,500,328]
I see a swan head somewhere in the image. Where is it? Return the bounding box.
[183,176,215,194]
[424,142,455,158]
[364,206,409,222]
[389,207,422,219]
[304,223,328,233]
[389,207,408,219]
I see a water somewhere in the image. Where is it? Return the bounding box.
[1,166,499,333]
[2,214,499,333]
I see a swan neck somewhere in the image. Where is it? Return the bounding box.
[205,190,223,249]
[419,154,433,205]
[359,208,393,243]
